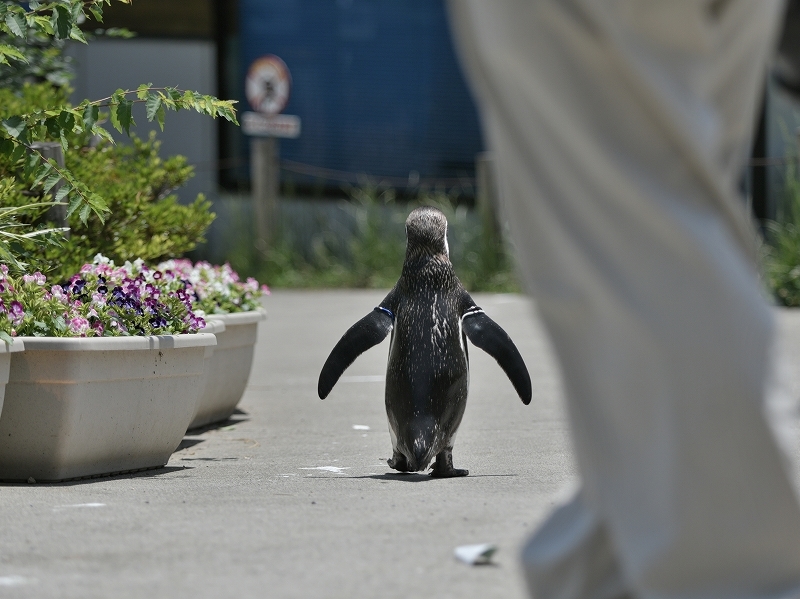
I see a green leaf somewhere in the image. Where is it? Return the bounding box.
[87,191,109,215]
[79,202,91,224]
[32,162,53,186]
[137,83,153,100]
[155,104,165,131]
[2,116,25,140]
[83,104,99,130]
[55,181,72,202]
[145,93,161,122]
[115,98,134,136]
[4,11,25,37]
[54,315,66,332]
[11,143,31,168]
[93,126,114,144]
[66,194,81,217]
[69,27,87,44]
[55,183,71,202]
[43,173,62,194]
[57,111,75,132]
[52,5,71,40]
[0,44,26,63]
[0,138,13,156]
[109,90,125,132]
[89,7,103,21]
[167,87,183,107]
[0,331,13,345]
[33,15,53,35]
[70,1,84,22]
[45,115,60,138]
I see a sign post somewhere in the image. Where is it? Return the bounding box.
[243,55,301,256]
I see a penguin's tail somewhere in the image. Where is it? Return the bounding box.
[408,416,437,472]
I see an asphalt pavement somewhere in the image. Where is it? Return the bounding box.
[2,290,799,599]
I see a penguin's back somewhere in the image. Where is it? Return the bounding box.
[384,260,470,466]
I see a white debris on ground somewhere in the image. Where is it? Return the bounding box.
[299,466,351,474]
[352,425,370,430]
[454,543,498,565]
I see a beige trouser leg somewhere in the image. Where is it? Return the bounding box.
[448,2,800,598]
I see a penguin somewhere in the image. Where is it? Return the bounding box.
[318,206,531,477]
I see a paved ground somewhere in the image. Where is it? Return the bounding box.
[0,290,573,598]
[2,290,800,599]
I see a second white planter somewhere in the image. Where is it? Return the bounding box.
[0,333,216,482]
[189,309,266,429]
[0,338,24,421]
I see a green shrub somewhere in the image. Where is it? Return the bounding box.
[2,132,214,281]
[226,188,519,292]
[763,162,800,306]
[0,82,214,280]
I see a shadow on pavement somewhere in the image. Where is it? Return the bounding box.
[346,473,519,482]
[0,465,194,487]
[175,438,205,452]
[185,409,251,435]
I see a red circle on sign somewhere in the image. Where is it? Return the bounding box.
[245,55,292,116]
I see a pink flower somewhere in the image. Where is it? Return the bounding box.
[50,285,67,301]
[91,292,107,306]
[23,272,46,286]
[68,317,90,336]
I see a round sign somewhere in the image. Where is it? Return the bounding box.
[245,55,292,116]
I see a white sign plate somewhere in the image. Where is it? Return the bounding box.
[242,112,301,138]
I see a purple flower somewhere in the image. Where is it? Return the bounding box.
[70,279,87,295]
[149,315,168,329]
[9,301,24,326]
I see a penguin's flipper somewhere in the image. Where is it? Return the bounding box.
[462,311,532,405]
[318,307,394,399]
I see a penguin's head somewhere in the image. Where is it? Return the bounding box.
[405,206,449,259]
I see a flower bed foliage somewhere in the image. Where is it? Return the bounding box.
[0,254,272,341]
[157,259,270,314]
[0,255,206,341]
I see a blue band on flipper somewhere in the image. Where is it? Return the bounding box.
[377,306,395,320]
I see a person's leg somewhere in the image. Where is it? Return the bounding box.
[522,488,631,599]
[448,1,800,598]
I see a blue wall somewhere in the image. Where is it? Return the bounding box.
[239,0,484,185]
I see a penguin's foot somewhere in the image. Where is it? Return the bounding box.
[430,448,468,478]
[388,450,413,472]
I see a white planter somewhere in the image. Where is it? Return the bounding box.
[0,339,25,421]
[189,309,266,429]
[0,333,216,482]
